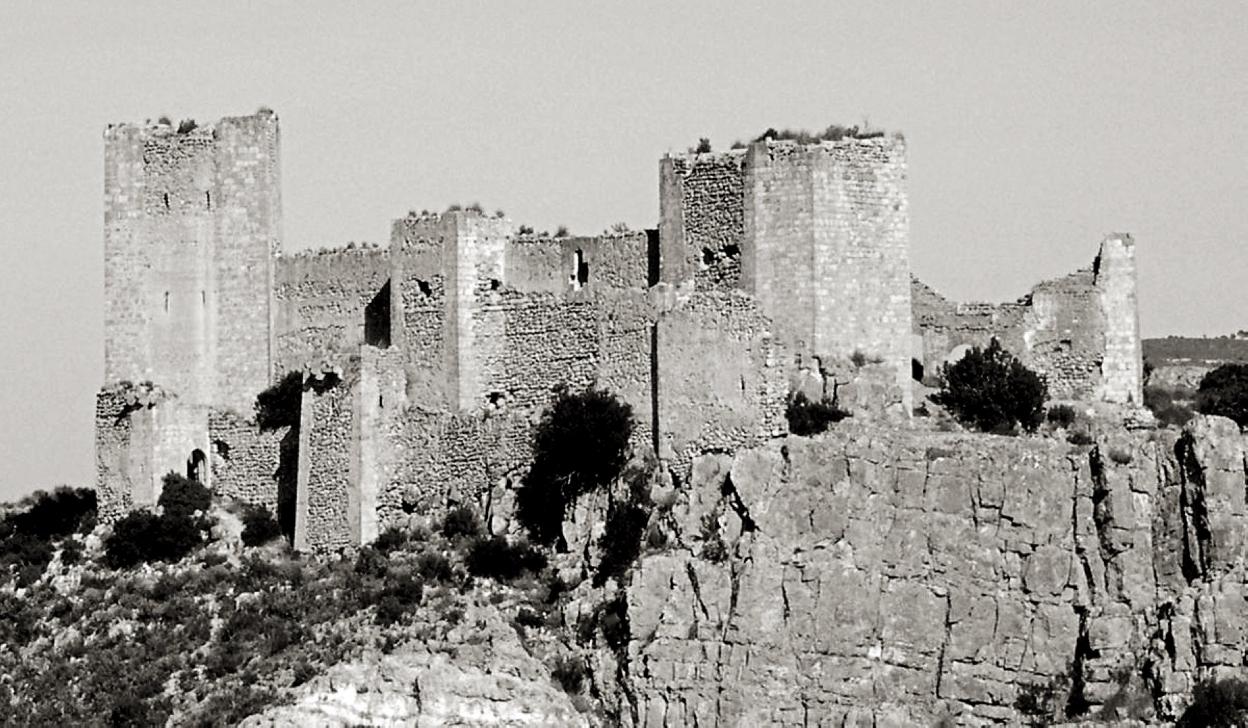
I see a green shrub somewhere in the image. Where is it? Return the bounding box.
[516,387,633,547]
[157,472,211,519]
[785,391,849,436]
[1195,363,1248,428]
[932,339,1046,434]
[7,486,96,540]
[240,505,281,547]
[441,506,481,541]
[1178,676,1248,727]
[465,535,546,582]
[103,510,203,569]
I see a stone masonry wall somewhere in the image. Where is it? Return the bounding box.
[655,288,788,479]
[206,409,283,511]
[622,417,1248,725]
[659,151,746,291]
[390,213,450,409]
[274,245,390,374]
[295,372,358,553]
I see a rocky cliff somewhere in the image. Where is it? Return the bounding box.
[615,416,1247,725]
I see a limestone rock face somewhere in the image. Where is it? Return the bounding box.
[243,604,587,728]
[614,417,1248,726]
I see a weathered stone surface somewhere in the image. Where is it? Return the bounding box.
[615,417,1248,725]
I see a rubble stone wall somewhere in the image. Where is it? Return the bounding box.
[659,151,746,290]
[206,409,283,511]
[274,246,390,374]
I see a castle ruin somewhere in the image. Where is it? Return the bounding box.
[95,110,1144,551]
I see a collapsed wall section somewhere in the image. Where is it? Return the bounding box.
[273,245,390,373]
[94,385,210,521]
[912,235,1143,405]
[295,369,360,553]
[390,213,450,408]
[206,409,284,512]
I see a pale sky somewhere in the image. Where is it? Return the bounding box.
[0,1,1244,499]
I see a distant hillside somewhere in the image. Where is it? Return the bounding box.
[1144,335,1248,363]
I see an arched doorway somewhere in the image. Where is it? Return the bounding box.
[187,449,207,483]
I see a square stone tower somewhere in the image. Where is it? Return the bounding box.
[660,136,913,411]
[103,111,280,413]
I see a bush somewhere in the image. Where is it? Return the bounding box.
[255,371,303,431]
[692,137,712,154]
[516,387,633,547]
[373,574,424,626]
[465,535,546,582]
[1046,404,1078,429]
[6,487,96,540]
[785,391,849,436]
[415,551,453,582]
[1178,676,1248,727]
[372,527,409,555]
[103,511,203,569]
[1195,363,1248,428]
[593,465,653,587]
[157,472,211,520]
[440,506,481,541]
[932,339,1046,434]
[240,505,282,547]
[1145,385,1195,428]
[552,655,587,694]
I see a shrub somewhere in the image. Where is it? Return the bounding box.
[103,511,202,569]
[1145,385,1195,428]
[465,535,546,582]
[1195,363,1248,428]
[1067,430,1095,446]
[932,339,1046,434]
[176,118,197,134]
[240,505,281,547]
[554,225,569,238]
[552,655,587,694]
[1108,447,1133,465]
[415,551,453,582]
[373,574,424,626]
[516,387,634,546]
[593,465,652,587]
[372,526,409,555]
[255,371,303,431]
[1046,404,1078,429]
[157,472,211,520]
[692,138,712,154]
[7,486,97,540]
[1178,676,1248,727]
[440,506,481,541]
[785,391,848,436]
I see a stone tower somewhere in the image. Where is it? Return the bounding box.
[1094,233,1143,405]
[660,136,913,410]
[103,111,280,413]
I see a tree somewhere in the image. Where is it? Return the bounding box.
[1195,363,1248,428]
[932,339,1046,434]
[516,387,634,547]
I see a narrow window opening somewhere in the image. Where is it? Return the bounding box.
[646,228,660,287]
[911,359,925,382]
[163,192,170,210]
[201,290,206,306]
[205,191,211,209]
[489,278,501,291]
[164,291,170,312]
[364,280,391,348]
[571,249,589,290]
[416,279,432,297]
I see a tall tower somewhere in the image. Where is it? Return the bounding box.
[103,111,280,412]
[1094,233,1143,405]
